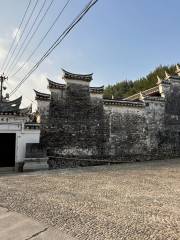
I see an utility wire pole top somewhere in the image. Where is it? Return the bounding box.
[0,74,8,102]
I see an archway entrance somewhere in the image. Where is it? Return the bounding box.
[0,133,16,167]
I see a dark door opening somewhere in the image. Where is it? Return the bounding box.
[0,133,16,167]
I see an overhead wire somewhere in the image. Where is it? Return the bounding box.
[7,0,55,75]
[9,0,98,97]
[3,0,39,73]
[4,80,34,108]
[0,0,32,73]
[10,0,72,78]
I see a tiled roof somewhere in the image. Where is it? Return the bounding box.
[0,96,22,113]
[34,90,50,101]
[143,96,165,102]
[103,99,144,108]
[90,86,104,93]
[47,78,66,90]
[123,86,160,101]
[169,76,180,81]
[62,69,93,82]
[24,123,40,129]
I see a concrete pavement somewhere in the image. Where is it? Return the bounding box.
[0,207,75,240]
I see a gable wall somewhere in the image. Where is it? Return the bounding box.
[41,83,109,158]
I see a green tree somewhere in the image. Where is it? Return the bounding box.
[104,64,178,99]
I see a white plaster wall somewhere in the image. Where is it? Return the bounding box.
[90,93,103,99]
[65,78,90,86]
[17,130,40,162]
[0,116,40,164]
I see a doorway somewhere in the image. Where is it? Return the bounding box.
[0,133,16,167]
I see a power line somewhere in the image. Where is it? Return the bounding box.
[7,0,52,75]
[10,0,98,97]
[3,0,39,73]
[0,0,32,72]
[7,0,48,74]
[10,0,72,78]
[6,80,35,107]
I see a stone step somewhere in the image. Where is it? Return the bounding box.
[23,158,49,172]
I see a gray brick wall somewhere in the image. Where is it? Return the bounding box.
[41,83,109,159]
[39,79,180,168]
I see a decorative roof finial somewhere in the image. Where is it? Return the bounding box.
[165,71,170,80]
[0,73,8,102]
[157,75,162,85]
[176,64,180,76]
[139,91,144,100]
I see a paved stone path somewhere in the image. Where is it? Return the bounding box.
[0,207,75,240]
[0,159,180,239]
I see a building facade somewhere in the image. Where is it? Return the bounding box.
[35,67,180,168]
[0,96,40,170]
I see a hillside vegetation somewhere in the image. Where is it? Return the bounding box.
[104,64,178,99]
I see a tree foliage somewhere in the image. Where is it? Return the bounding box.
[103,64,178,99]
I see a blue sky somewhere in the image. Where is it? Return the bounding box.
[0,0,180,107]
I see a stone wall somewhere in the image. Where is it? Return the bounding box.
[41,83,109,159]
[104,105,147,160]
[104,94,180,161]
[160,82,180,156]
[39,75,180,168]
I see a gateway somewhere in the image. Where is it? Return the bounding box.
[0,74,40,171]
[0,133,16,167]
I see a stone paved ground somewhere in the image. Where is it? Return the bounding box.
[0,207,75,240]
[0,159,180,240]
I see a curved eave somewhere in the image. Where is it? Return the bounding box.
[19,105,32,114]
[90,86,104,93]
[62,68,93,82]
[47,78,66,90]
[34,90,50,101]
[8,96,22,105]
[0,96,22,113]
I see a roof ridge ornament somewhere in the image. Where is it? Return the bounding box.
[164,71,171,80]
[47,78,66,90]
[139,91,145,100]
[176,64,180,76]
[34,89,50,101]
[157,75,162,85]
[62,68,93,82]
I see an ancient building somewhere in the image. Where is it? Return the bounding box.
[0,85,40,170]
[35,66,180,168]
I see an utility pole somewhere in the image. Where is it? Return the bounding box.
[0,74,8,102]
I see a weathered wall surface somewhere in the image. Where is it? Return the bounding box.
[159,82,180,156]
[39,78,180,168]
[41,83,109,158]
[37,99,50,127]
[104,95,180,161]
[104,106,148,160]
[165,82,180,128]
[144,99,165,156]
